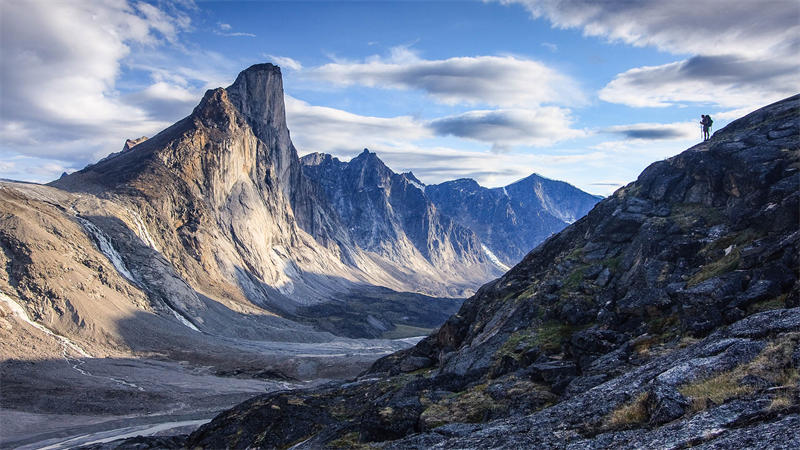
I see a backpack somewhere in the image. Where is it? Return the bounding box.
[706,116,713,126]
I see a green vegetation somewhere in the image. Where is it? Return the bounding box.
[534,321,584,353]
[329,432,369,449]
[747,294,787,314]
[602,255,622,273]
[679,333,800,413]
[495,330,538,361]
[704,228,762,255]
[669,203,726,229]
[561,267,586,293]
[419,384,498,430]
[605,392,650,429]
[565,248,584,262]
[687,249,740,286]
[381,324,434,339]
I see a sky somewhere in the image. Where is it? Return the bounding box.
[1,0,798,195]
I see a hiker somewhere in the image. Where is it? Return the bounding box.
[701,114,713,141]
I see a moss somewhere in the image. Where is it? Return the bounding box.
[562,268,586,290]
[747,294,787,313]
[378,406,394,419]
[602,256,622,273]
[703,228,763,255]
[286,396,305,406]
[647,314,679,336]
[565,248,584,262]
[670,203,726,229]
[534,321,583,353]
[605,392,649,429]
[495,330,537,361]
[328,432,370,449]
[515,285,538,301]
[687,249,740,286]
[419,384,498,430]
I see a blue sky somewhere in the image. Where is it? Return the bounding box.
[1,0,798,195]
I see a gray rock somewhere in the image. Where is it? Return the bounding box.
[647,384,690,425]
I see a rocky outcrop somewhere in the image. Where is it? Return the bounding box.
[426,174,602,266]
[185,94,800,448]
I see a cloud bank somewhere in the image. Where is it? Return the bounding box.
[501,0,800,109]
[309,49,585,107]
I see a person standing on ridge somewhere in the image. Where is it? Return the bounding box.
[701,114,713,141]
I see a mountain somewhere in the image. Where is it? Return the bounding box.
[186,94,799,448]
[426,174,602,266]
[1,62,502,382]
[301,150,501,282]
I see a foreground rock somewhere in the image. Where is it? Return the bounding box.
[183,94,799,448]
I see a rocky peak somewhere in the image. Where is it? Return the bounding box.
[439,178,482,192]
[225,63,287,135]
[402,171,424,187]
[300,152,338,167]
[123,136,148,152]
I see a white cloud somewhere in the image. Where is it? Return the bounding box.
[599,56,800,108]
[0,0,198,167]
[284,95,432,154]
[286,95,583,155]
[263,55,303,71]
[429,108,585,152]
[601,121,698,141]
[501,0,799,60]
[214,21,255,37]
[500,0,800,110]
[308,48,585,107]
[541,42,558,52]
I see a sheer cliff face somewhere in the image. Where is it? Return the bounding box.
[301,150,499,279]
[425,174,602,266]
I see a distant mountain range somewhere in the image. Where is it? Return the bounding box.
[302,150,600,269]
[426,173,602,266]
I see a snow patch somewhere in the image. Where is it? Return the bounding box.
[125,207,159,251]
[168,306,200,332]
[502,186,509,197]
[0,290,90,357]
[407,178,425,191]
[77,217,135,281]
[482,244,510,271]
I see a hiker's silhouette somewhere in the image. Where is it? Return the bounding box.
[701,114,713,141]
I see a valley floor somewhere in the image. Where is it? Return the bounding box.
[0,337,421,449]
